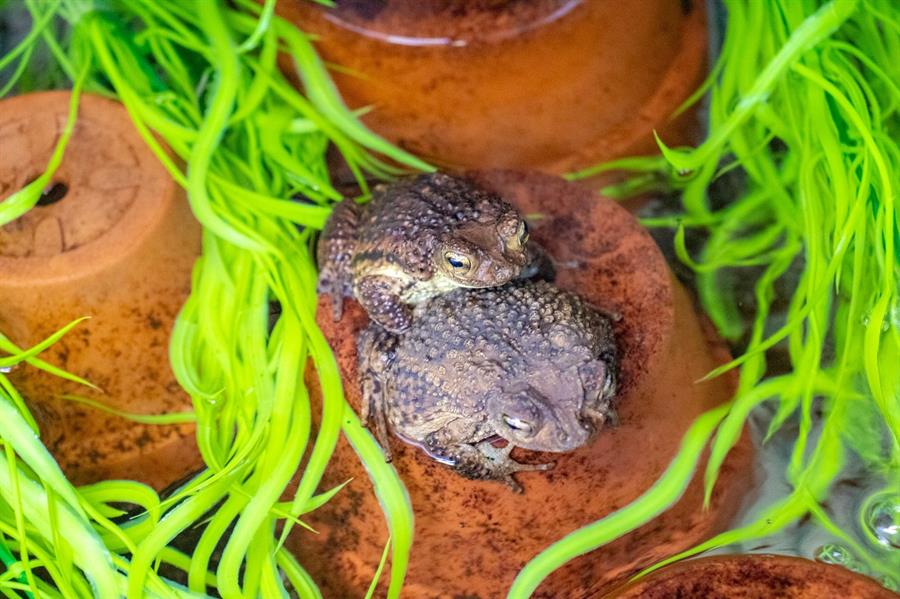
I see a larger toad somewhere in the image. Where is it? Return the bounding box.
[357,280,618,492]
[317,172,533,333]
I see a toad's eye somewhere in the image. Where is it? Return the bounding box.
[517,221,529,245]
[502,414,534,434]
[445,252,471,271]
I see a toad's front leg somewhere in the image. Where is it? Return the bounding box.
[424,432,553,493]
[354,274,414,333]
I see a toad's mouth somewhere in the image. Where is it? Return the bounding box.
[446,261,520,286]
[452,276,513,288]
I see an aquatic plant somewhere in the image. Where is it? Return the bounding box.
[511,0,900,595]
[1,0,428,597]
[1,0,897,597]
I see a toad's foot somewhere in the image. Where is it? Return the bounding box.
[520,242,556,282]
[317,262,353,321]
[316,199,361,321]
[426,437,553,493]
[357,326,399,461]
[476,441,554,492]
[520,244,601,284]
[324,290,346,321]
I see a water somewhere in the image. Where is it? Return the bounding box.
[637,144,899,593]
[866,494,900,550]
[706,403,899,589]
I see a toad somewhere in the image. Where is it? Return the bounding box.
[357,280,618,492]
[317,172,535,333]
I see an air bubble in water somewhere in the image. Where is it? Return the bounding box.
[866,495,900,549]
[816,543,853,565]
[815,544,871,577]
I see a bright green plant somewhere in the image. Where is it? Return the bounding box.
[1,0,898,597]
[510,0,899,595]
[1,0,429,597]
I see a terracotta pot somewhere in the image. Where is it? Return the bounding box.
[289,170,753,597]
[0,91,202,490]
[277,0,707,175]
[605,554,898,598]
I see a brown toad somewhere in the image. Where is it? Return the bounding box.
[357,280,618,492]
[317,172,534,333]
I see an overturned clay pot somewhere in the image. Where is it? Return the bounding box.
[0,91,202,489]
[290,170,754,597]
[278,0,707,176]
[605,554,898,598]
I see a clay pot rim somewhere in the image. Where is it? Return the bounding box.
[0,91,183,287]
[318,0,584,46]
[604,553,897,598]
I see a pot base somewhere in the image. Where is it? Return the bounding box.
[0,92,202,489]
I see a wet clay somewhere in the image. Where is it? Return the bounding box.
[606,554,898,598]
[277,0,707,176]
[290,170,754,597]
[0,92,202,489]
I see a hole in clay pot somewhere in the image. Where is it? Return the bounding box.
[36,182,69,206]
[24,175,70,207]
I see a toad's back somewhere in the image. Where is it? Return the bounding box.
[385,280,618,430]
[354,173,511,277]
